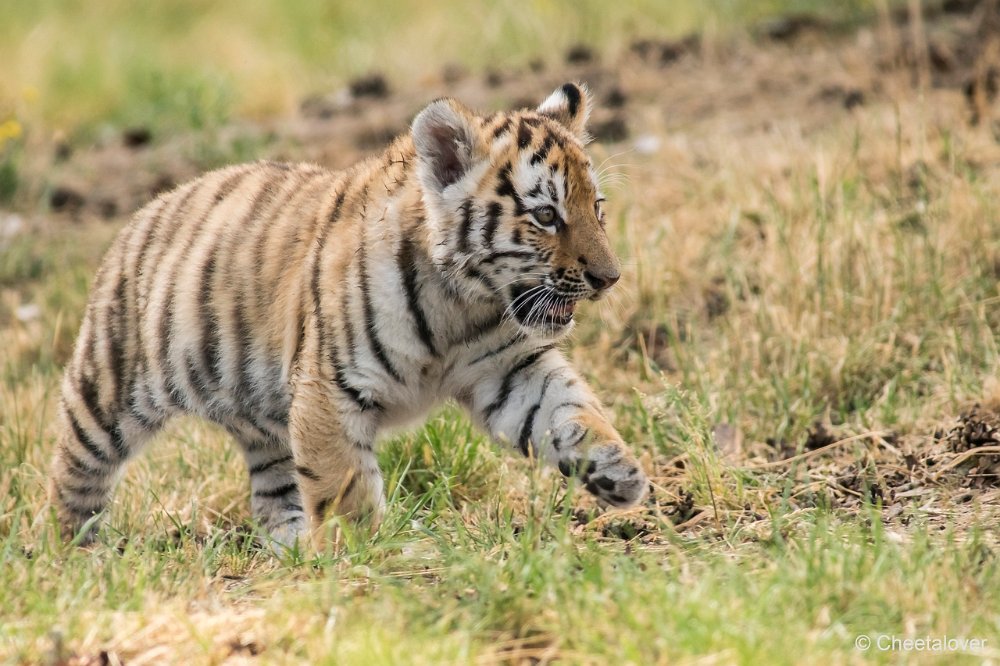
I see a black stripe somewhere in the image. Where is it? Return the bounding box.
[492,117,513,139]
[199,237,225,387]
[314,497,331,518]
[460,309,504,347]
[517,119,533,149]
[77,373,107,430]
[551,401,587,415]
[111,282,132,403]
[457,199,474,253]
[341,271,358,365]
[530,135,555,166]
[483,201,503,249]
[106,423,128,461]
[253,483,298,499]
[138,183,199,282]
[330,337,382,411]
[66,408,112,466]
[58,478,107,497]
[482,250,535,264]
[538,367,560,399]
[397,233,438,357]
[496,163,527,215]
[126,197,170,284]
[77,375,128,460]
[295,465,321,482]
[561,83,582,118]
[358,232,404,383]
[518,404,540,457]
[311,187,349,363]
[567,427,589,451]
[483,346,554,421]
[249,455,293,476]
[127,373,162,430]
[55,487,102,516]
[517,368,560,456]
[561,161,568,201]
[128,402,160,431]
[229,285,255,407]
[465,266,497,291]
[471,333,524,365]
[106,272,127,409]
[214,168,250,202]
[60,444,103,479]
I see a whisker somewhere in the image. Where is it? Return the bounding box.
[595,147,636,175]
[501,284,548,328]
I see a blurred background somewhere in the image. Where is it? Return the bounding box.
[1,0,874,133]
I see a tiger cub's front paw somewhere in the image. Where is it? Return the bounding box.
[558,442,648,508]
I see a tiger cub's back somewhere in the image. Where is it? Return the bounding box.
[65,162,341,449]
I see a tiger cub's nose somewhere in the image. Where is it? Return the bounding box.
[584,269,620,291]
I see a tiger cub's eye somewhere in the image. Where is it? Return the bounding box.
[533,205,557,226]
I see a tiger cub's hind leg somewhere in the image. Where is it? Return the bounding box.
[234,430,308,552]
[49,386,163,545]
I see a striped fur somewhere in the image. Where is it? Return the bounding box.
[50,83,648,550]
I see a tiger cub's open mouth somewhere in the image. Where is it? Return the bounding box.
[510,285,578,330]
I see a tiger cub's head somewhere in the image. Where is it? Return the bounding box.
[411,82,620,337]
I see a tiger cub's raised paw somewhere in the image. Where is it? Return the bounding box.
[559,442,648,508]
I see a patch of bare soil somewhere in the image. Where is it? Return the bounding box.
[591,393,1000,547]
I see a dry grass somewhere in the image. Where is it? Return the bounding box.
[4,2,1000,664]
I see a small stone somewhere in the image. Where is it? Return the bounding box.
[633,134,661,155]
[15,303,40,322]
[348,73,389,99]
[123,127,152,148]
[566,44,596,64]
[49,186,85,213]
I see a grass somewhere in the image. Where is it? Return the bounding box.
[3,0,1000,664]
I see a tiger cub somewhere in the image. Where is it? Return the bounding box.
[50,82,648,549]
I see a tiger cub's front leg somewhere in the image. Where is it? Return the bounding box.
[466,347,648,507]
[288,375,385,552]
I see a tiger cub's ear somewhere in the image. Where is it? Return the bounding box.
[537,82,592,140]
[412,98,485,194]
